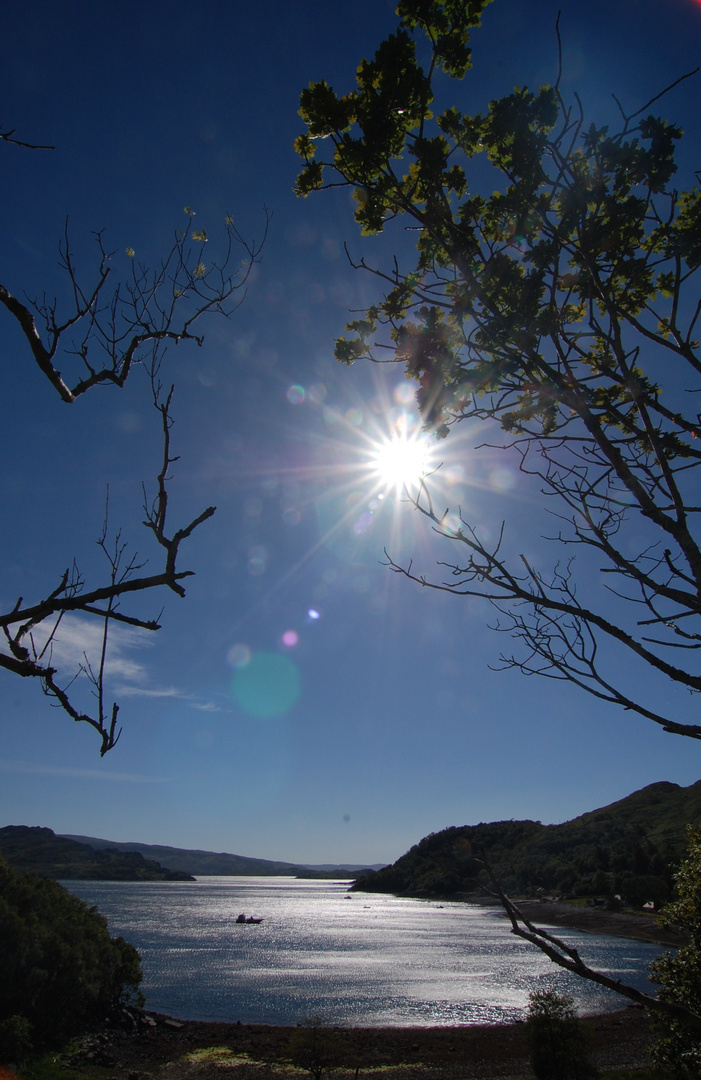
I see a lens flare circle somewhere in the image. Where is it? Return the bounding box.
[232,651,300,717]
[227,643,251,668]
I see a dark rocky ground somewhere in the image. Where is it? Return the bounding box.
[62,1005,655,1080]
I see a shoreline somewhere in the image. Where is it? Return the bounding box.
[62,890,675,1078]
[71,1005,656,1078]
[508,899,685,947]
[354,889,685,948]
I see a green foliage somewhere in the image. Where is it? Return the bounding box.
[526,991,598,1080]
[621,875,669,910]
[285,1017,349,1080]
[295,2,701,739]
[0,1014,34,1063]
[354,780,701,900]
[185,1046,248,1064]
[295,10,691,434]
[11,1050,79,1080]
[602,1072,672,1080]
[649,827,701,1073]
[0,858,143,1063]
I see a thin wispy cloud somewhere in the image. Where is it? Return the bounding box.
[27,615,218,709]
[114,685,224,712]
[27,612,201,702]
[0,759,171,783]
[114,684,184,699]
[29,613,151,683]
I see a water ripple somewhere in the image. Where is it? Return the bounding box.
[65,876,662,1027]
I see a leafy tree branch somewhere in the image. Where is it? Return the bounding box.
[295,0,701,737]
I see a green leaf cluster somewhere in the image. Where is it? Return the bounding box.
[294,6,700,446]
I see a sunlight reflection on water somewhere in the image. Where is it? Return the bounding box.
[65,877,662,1026]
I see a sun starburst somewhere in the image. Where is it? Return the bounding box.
[371,432,433,492]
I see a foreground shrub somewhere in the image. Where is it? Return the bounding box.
[0,1014,34,1063]
[526,990,598,1080]
[0,858,143,1062]
[285,1016,349,1079]
[649,826,701,1074]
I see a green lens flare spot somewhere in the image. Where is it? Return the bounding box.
[232,651,301,717]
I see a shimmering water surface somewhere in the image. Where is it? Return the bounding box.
[65,877,661,1027]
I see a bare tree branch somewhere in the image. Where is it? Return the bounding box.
[480,850,701,1037]
[0,125,55,151]
[1,181,268,750]
[0,383,216,754]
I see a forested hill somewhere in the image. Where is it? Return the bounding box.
[0,826,195,881]
[352,781,701,905]
[60,835,381,877]
[62,834,315,877]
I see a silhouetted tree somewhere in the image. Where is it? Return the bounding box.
[295,0,701,741]
[1,128,267,752]
[526,991,597,1080]
[622,873,669,910]
[285,1016,349,1080]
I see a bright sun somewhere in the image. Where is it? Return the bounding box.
[372,433,433,492]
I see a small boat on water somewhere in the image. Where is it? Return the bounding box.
[235,913,263,924]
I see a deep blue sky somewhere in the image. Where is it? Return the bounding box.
[2,0,701,865]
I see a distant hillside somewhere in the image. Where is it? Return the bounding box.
[0,826,195,881]
[353,781,701,904]
[61,835,308,876]
[61,835,384,878]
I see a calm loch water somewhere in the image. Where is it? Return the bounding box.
[65,876,662,1027]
